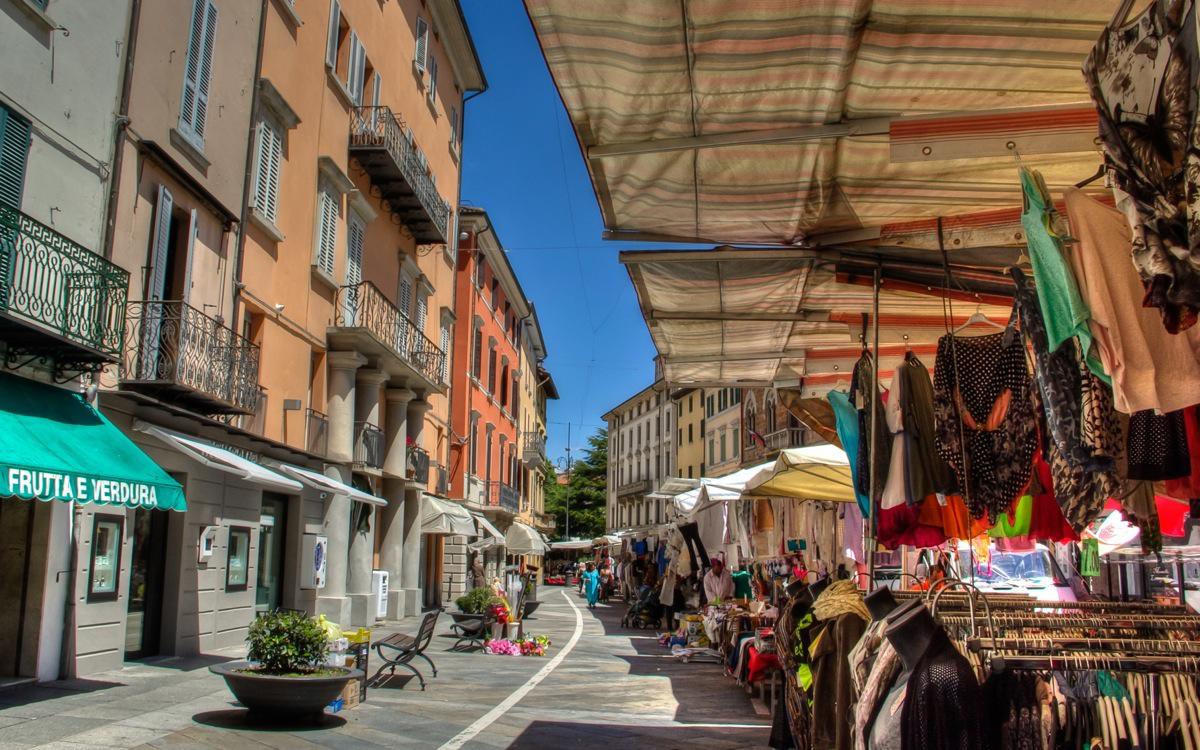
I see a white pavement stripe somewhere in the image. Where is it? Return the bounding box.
[436,590,585,750]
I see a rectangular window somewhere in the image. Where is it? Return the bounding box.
[345,213,364,286]
[87,515,124,602]
[733,426,740,457]
[414,16,429,73]
[251,117,283,224]
[439,324,450,383]
[472,326,482,378]
[314,184,338,277]
[325,0,341,69]
[226,526,251,592]
[475,255,485,288]
[487,348,497,393]
[347,32,366,104]
[688,424,693,443]
[720,433,727,462]
[449,104,459,148]
[469,419,478,474]
[708,438,715,465]
[427,54,438,104]
[179,0,218,147]
[0,105,31,209]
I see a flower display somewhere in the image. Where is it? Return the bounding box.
[484,635,551,657]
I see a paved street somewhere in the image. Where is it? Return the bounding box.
[0,591,769,750]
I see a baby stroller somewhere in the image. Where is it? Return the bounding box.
[621,584,663,629]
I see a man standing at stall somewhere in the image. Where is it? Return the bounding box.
[703,557,734,604]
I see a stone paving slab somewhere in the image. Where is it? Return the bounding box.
[0,590,769,749]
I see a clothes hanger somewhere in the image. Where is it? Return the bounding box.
[952,302,1006,335]
[1075,164,1106,189]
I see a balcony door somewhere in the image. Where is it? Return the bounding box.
[140,185,196,380]
[342,214,365,324]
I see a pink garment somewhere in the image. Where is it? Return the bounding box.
[1063,189,1200,414]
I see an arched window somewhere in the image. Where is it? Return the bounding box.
[744,392,757,442]
[764,389,778,433]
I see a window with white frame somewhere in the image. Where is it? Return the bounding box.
[325,1,366,104]
[179,0,218,148]
[414,17,429,74]
[314,182,339,277]
[427,53,438,105]
[251,116,283,224]
[439,323,450,383]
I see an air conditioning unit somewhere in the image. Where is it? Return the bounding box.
[373,570,389,619]
[300,534,328,590]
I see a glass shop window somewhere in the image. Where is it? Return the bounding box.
[88,515,124,602]
[226,526,251,592]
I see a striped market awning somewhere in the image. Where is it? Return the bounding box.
[623,247,1012,388]
[526,0,1118,247]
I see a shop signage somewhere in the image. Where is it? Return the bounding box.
[4,467,162,507]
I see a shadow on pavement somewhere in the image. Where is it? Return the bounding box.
[507,719,768,748]
[132,653,237,672]
[192,708,347,731]
[0,678,125,708]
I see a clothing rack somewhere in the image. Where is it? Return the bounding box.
[990,654,1200,675]
[967,637,1200,656]
[939,613,1200,631]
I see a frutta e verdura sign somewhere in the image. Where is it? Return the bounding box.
[4,467,164,507]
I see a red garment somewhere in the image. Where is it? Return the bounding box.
[746,646,781,684]
[877,496,947,550]
[1028,451,1079,542]
[1164,406,1200,499]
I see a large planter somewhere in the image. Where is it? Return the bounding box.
[210,660,363,718]
[523,601,541,617]
[450,611,485,625]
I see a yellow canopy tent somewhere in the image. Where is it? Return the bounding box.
[742,444,856,503]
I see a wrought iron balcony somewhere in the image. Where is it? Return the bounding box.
[616,478,653,498]
[349,106,450,244]
[0,204,128,366]
[306,408,328,456]
[764,427,810,452]
[487,481,520,513]
[121,300,261,415]
[331,281,446,390]
[408,445,430,485]
[521,433,547,467]
[353,421,384,470]
[434,462,449,496]
[534,512,556,533]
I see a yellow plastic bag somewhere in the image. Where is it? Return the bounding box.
[316,614,343,642]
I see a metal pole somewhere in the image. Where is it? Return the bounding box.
[564,421,572,539]
[867,267,881,588]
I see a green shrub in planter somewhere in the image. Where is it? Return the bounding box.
[455,587,497,614]
[246,610,329,674]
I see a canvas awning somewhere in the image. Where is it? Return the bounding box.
[742,444,857,502]
[134,421,302,494]
[272,463,385,506]
[469,512,506,551]
[0,374,186,510]
[421,496,477,536]
[623,247,1012,388]
[550,539,594,551]
[673,462,773,515]
[507,522,550,555]
[526,0,1116,248]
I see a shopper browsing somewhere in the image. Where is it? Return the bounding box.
[702,558,734,603]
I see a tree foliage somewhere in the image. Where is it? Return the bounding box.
[543,428,607,540]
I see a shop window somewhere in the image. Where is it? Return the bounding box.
[87,515,124,602]
[226,526,251,592]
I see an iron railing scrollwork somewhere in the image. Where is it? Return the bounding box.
[765,427,808,451]
[486,481,519,513]
[434,462,449,496]
[349,106,450,242]
[408,446,430,484]
[122,300,261,413]
[521,433,547,465]
[306,408,329,456]
[353,421,384,469]
[333,281,446,387]
[0,204,128,359]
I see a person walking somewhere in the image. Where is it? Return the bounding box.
[582,561,601,609]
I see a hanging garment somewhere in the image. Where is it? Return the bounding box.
[1020,168,1106,379]
[851,351,890,502]
[1027,451,1080,543]
[829,390,871,516]
[1126,409,1191,481]
[809,582,869,750]
[1063,189,1200,413]
[1121,480,1164,553]
[933,321,1038,522]
[1083,0,1200,333]
[899,352,956,501]
[899,628,987,750]
[878,367,946,549]
[1165,405,1200,498]
[772,593,817,750]
[850,621,902,750]
[987,495,1033,539]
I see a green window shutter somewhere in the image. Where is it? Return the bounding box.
[0,106,32,210]
[29,0,47,9]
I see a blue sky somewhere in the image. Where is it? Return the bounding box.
[458,0,674,466]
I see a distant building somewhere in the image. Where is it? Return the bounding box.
[673,388,706,479]
[741,388,818,467]
[703,387,743,477]
[603,382,675,532]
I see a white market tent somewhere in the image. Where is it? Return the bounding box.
[549,539,595,551]
[743,445,857,502]
[421,496,476,536]
[506,522,551,555]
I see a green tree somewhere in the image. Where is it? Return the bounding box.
[543,428,608,540]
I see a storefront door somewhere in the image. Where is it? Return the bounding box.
[422,536,443,610]
[255,493,288,613]
[0,500,35,677]
[124,508,168,660]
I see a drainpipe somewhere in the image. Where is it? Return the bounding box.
[99,0,141,261]
[230,0,270,332]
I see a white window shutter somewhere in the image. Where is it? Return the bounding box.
[439,325,450,382]
[347,32,365,104]
[415,294,427,331]
[427,54,438,103]
[449,105,458,146]
[179,0,217,142]
[148,185,174,300]
[346,214,364,285]
[182,208,198,304]
[252,120,282,223]
[325,0,341,69]
[414,17,428,73]
[317,187,338,276]
[194,2,217,139]
[399,276,412,319]
[371,72,381,110]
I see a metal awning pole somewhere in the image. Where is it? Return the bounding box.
[866,267,881,589]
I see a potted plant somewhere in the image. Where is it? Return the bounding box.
[451,587,498,627]
[405,436,417,479]
[210,610,363,719]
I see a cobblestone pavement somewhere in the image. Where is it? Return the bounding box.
[0,590,770,749]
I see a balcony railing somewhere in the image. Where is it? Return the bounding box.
[616,478,653,498]
[332,281,445,388]
[239,389,267,435]
[122,300,261,415]
[534,512,556,532]
[486,481,520,513]
[434,462,449,496]
[353,421,384,469]
[764,427,809,452]
[521,433,547,467]
[306,408,328,456]
[0,204,128,363]
[408,445,430,484]
[349,106,450,244]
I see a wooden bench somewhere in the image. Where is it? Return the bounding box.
[369,608,441,690]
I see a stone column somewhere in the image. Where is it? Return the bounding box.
[399,398,432,614]
[317,351,365,623]
[379,387,414,618]
[348,369,388,624]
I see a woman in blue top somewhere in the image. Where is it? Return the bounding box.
[581,561,601,609]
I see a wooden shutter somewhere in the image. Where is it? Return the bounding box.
[317,187,338,276]
[371,72,381,109]
[427,54,438,103]
[414,17,428,73]
[180,0,217,143]
[472,326,482,377]
[148,185,174,300]
[398,276,412,319]
[0,106,31,210]
[449,105,458,147]
[325,0,341,69]
[252,119,282,223]
[415,293,427,331]
[347,32,365,104]
[439,325,450,382]
[346,214,364,286]
[182,208,197,303]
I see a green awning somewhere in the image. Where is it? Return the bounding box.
[0,373,186,511]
